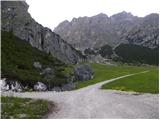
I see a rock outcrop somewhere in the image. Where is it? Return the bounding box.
[54,12,159,50]
[73,64,94,81]
[1,1,84,64]
[0,78,23,92]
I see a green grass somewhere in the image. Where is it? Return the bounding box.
[1,96,54,119]
[75,63,156,89]
[101,69,159,93]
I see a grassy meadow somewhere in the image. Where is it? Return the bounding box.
[75,63,158,93]
[101,69,159,93]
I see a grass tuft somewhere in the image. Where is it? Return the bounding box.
[1,96,54,119]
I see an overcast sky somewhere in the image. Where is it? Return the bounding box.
[26,0,159,30]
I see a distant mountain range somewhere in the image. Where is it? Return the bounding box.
[54,12,159,51]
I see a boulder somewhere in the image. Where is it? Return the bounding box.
[33,82,47,91]
[33,61,42,69]
[0,78,9,91]
[0,78,22,92]
[73,64,94,81]
[11,81,22,92]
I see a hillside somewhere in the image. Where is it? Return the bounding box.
[1,31,67,89]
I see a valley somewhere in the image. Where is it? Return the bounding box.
[1,0,159,119]
[2,68,158,119]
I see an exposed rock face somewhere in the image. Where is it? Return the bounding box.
[121,14,159,48]
[54,12,159,50]
[73,64,94,81]
[1,1,84,64]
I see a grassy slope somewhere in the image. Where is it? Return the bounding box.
[101,69,159,93]
[1,31,66,87]
[75,63,156,89]
[1,96,54,119]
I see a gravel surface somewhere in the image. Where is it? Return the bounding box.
[2,71,159,119]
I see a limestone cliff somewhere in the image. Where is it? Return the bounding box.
[1,1,84,64]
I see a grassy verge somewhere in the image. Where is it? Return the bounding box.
[75,63,156,89]
[1,96,54,119]
[101,69,159,93]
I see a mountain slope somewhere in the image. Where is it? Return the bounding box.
[54,12,159,51]
[1,1,85,64]
[1,31,67,88]
[121,13,159,48]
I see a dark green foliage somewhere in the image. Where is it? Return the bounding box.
[115,44,159,65]
[84,48,96,55]
[1,96,54,119]
[1,31,67,88]
[98,44,113,58]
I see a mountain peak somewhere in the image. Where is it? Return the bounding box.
[111,11,134,21]
[92,13,109,19]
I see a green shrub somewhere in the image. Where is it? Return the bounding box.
[98,44,113,58]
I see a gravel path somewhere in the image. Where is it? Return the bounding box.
[2,71,159,119]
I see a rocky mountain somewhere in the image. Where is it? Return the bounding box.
[54,12,159,51]
[121,13,159,48]
[1,1,85,64]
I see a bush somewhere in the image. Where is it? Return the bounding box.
[98,44,113,58]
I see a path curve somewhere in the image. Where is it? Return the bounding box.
[2,71,159,119]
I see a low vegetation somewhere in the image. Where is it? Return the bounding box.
[98,44,113,58]
[101,69,159,93]
[115,44,159,65]
[75,63,156,89]
[1,31,67,89]
[1,96,54,119]
[84,48,96,55]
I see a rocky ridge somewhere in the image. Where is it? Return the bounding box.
[1,1,84,64]
[54,12,159,51]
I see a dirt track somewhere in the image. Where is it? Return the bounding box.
[2,71,159,119]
